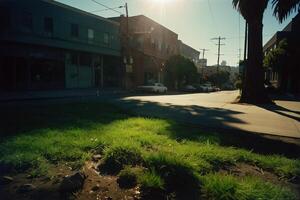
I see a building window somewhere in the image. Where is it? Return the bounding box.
[71,24,79,37]
[151,38,155,49]
[44,17,53,34]
[88,29,94,41]
[103,32,109,44]
[22,12,33,31]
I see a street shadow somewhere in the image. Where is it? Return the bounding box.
[115,98,300,158]
[116,99,246,127]
[258,103,300,122]
[270,93,300,102]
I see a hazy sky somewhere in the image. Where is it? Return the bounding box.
[56,0,297,66]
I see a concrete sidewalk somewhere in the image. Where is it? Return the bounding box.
[115,91,300,139]
[0,88,126,102]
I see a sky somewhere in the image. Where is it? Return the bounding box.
[56,0,297,66]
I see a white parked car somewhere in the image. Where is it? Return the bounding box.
[137,83,168,93]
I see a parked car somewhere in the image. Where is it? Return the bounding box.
[200,83,214,92]
[222,83,235,90]
[181,85,197,93]
[212,86,221,92]
[193,84,204,92]
[137,83,168,93]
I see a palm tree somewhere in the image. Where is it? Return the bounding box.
[232,0,299,104]
[233,0,269,104]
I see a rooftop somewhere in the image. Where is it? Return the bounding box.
[41,0,119,26]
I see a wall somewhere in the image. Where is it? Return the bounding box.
[0,0,121,56]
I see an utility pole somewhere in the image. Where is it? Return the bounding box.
[211,37,225,70]
[123,2,130,89]
[238,48,242,62]
[199,48,209,59]
[244,22,248,61]
[125,3,129,35]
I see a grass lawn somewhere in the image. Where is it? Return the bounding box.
[0,101,299,199]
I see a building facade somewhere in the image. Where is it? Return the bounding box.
[111,15,179,88]
[178,40,200,64]
[0,0,121,91]
[263,13,300,95]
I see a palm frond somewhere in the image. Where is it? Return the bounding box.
[272,0,300,23]
[232,0,269,20]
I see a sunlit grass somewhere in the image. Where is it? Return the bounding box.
[201,173,296,200]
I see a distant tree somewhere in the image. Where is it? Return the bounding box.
[263,39,289,71]
[165,55,197,89]
[207,71,230,87]
[221,60,227,66]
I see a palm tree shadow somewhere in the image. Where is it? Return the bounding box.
[117,99,246,128]
[258,103,300,122]
[116,98,300,158]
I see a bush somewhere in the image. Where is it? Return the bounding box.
[99,145,143,174]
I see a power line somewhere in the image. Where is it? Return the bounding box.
[207,0,217,31]
[226,34,273,40]
[90,0,123,15]
[91,6,124,13]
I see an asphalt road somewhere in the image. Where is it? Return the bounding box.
[115,90,300,139]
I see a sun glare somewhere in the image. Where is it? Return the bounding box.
[153,0,173,4]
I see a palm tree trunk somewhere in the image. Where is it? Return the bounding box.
[239,18,271,104]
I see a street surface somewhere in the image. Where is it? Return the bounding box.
[116,91,300,139]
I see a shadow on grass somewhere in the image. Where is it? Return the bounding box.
[0,101,128,138]
[115,98,300,158]
[1,100,299,200]
[1,99,300,159]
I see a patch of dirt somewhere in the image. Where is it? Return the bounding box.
[0,163,73,200]
[76,161,140,200]
[220,163,300,198]
[0,161,141,200]
[220,163,280,184]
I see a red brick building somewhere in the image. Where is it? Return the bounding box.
[111,15,179,89]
